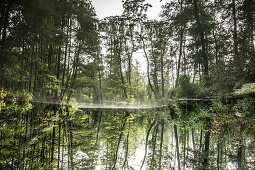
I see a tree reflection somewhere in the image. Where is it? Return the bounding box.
[1,98,255,169]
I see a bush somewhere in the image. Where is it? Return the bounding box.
[234,83,255,96]
[175,75,211,98]
[176,75,200,98]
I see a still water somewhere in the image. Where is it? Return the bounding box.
[1,99,255,169]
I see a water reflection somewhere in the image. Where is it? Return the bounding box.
[1,99,255,169]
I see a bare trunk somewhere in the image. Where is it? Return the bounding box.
[202,131,210,170]
[175,0,184,88]
[232,0,238,60]
[174,125,181,170]
[140,115,158,170]
[150,123,159,169]
[141,37,157,100]
[112,112,128,170]
[159,120,164,170]
[193,0,208,79]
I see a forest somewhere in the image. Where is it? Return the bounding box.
[0,0,254,104]
[0,0,255,169]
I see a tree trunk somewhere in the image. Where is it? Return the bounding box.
[116,41,128,99]
[140,115,158,170]
[202,131,210,170]
[212,27,218,64]
[193,0,208,80]
[98,70,103,104]
[175,0,184,88]
[1,1,12,51]
[174,124,181,170]
[150,123,159,169]
[29,46,34,92]
[112,112,128,170]
[141,37,157,100]
[232,0,238,60]
[51,111,56,164]
[159,120,164,170]
[183,128,187,170]
[57,109,62,169]
[123,132,129,169]
[160,51,165,97]
[95,111,103,144]
[237,145,245,170]
[217,141,220,170]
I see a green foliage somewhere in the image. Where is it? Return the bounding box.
[173,100,212,131]
[176,75,208,99]
[234,83,255,95]
[1,89,33,103]
[1,0,255,169]
[1,96,255,169]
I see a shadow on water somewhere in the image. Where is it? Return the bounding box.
[1,97,255,169]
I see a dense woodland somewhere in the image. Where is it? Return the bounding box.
[0,0,254,104]
[0,0,255,169]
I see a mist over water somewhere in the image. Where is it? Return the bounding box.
[74,102,161,110]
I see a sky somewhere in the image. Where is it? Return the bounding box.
[91,0,166,20]
[91,0,166,73]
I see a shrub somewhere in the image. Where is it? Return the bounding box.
[234,83,255,96]
[176,75,202,98]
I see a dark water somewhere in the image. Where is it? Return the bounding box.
[1,99,255,169]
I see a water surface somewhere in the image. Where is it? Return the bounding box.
[1,99,255,169]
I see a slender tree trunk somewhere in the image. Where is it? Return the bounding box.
[202,131,210,170]
[98,69,103,104]
[48,45,53,71]
[217,142,220,170]
[140,115,158,170]
[175,0,184,88]
[232,0,238,60]
[57,109,62,169]
[29,46,34,92]
[174,125,181,170]
[212,27,218,64]
[150,38,160,99]
[150,123,159,169]
[159,120,164,170]
[95,111,103,144]
[0,1,12,52]
[237,144,245,170]
[160,57,164,97]
[192,129,195,150]
[116,40,128,99]
[57,46,61,80]
[193,0,208,79]
[23,111,29,169]
[62,18,70,87]
[141,37,157,100]
[41,135,46,167]
[70,125,74,170]
[112,112,128,170]
[123,131,129,169]
[19,38,25,90]
[66,43,81,103]
[183,128,187,170]
[51,107,57,165]
[199,129,203,154]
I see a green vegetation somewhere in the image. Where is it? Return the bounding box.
[1,95,255,169]
[0,0,254,169]
[234,83,255,96]
[0,0,254,104]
